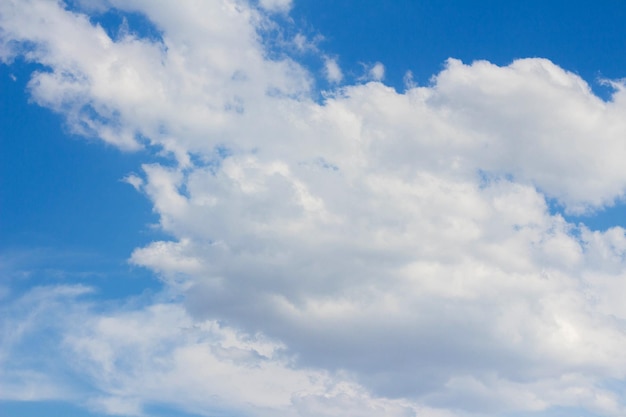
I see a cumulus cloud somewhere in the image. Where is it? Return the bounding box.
[4,1,626,417]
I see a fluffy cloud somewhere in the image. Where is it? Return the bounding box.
[368,61,385,81]
[258,0,293,13]
[4,1,626,417]
[324,56,343,83]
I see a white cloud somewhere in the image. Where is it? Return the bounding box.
[121,173,143,191]
[368,61,385,80]
[4,1,626,417]
[2,286,425,417]
[258,0,293,13]
[324,56,343,83]
[0,285,93,402]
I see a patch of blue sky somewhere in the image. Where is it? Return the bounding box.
[186,145,234,175]
[563,202,626,232]
[543,189,626,232]
[66,1,165,45]
[144,403,247,417]
[0,399,251,417]
[0,398,232,417]
[290,0,626,99]
[0,61,163,299]
[0,401,111,417]
[258,12,329,87]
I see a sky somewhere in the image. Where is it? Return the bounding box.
[3,1,626,417]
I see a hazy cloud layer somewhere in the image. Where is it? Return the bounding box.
[3,1,626,416]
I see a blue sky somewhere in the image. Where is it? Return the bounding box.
[3,1,626,417]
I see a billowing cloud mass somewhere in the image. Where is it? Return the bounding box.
[3,1,626,417]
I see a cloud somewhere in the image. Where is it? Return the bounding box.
[368,61,385,81]
[2,285,424,417]
[122,173,144,191]
[258,0,293,13]
[0,285,93,402]
[0,0,311,152]
[323,56,343,83]
[4,1,626,417]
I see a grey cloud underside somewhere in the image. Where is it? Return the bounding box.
[4,1,626,416]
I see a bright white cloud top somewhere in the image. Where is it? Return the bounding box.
[3,1,626,417]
